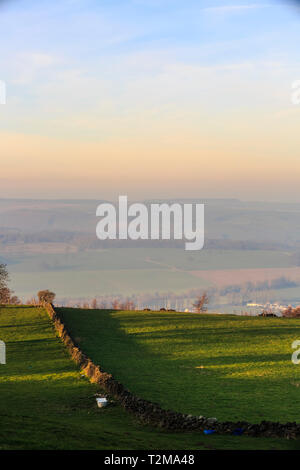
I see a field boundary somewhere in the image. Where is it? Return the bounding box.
[45,303,300,439]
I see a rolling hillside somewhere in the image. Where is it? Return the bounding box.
[59,308,300,423]
[1,305,299,449]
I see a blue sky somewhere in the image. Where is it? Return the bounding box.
[1,1,298,60]
[0,0,300,200]
[1,0,300,123]
[1,0,299,59]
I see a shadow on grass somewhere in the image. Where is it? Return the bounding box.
[56,308,300,423]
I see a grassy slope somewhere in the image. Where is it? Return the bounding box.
[59,309,300,424]
[0,306,298,450]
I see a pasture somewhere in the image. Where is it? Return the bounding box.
[7,248,295,302]
[60,308,300,423]
[0,306,299,449]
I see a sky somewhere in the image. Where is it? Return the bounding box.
[0,0,299,202]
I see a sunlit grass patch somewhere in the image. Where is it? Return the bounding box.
[1,305,299,450]
[59,308,300,423]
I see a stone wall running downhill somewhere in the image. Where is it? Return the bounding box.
[45,303,300,440]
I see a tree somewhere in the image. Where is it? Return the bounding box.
[26,297,38,306]
[192,292,209,313]
[112,299,120,310]
[37,290,56,305]
[0,264,9,290]
[282,305,300,318]
[119,299,136,310]
[9,295,21,305]
[0,287,11,304]
[0,264,20,305]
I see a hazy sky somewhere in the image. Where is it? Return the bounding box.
[0,0,299,201]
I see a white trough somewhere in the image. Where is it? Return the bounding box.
[96,397,108,408]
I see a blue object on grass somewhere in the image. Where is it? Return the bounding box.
[203,430,215,435]
[233,428,244,436]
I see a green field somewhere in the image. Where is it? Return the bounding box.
[8,248,294,272]
[1,306,299,450]
[60,308,300,423]
[10,269,210,299]
[7,248,295,300]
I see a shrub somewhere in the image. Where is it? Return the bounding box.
[37,290,56,305]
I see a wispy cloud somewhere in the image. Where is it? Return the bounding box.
[203,4,272,14]
[12,52,61,84]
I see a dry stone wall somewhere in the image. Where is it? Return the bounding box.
[45,303,300,440]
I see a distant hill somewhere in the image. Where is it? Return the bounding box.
[1,197,300,246]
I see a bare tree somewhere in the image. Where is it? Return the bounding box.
[9,295,21,305]
[26,297,38,306]
[0,264,9,289]
[0,264,20,305]
[282,305,300,318]
[192,292,209,313]
[112,299,120,310]
[37,290,56,305]
[119,299,136,310]
[0,287,11,304]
